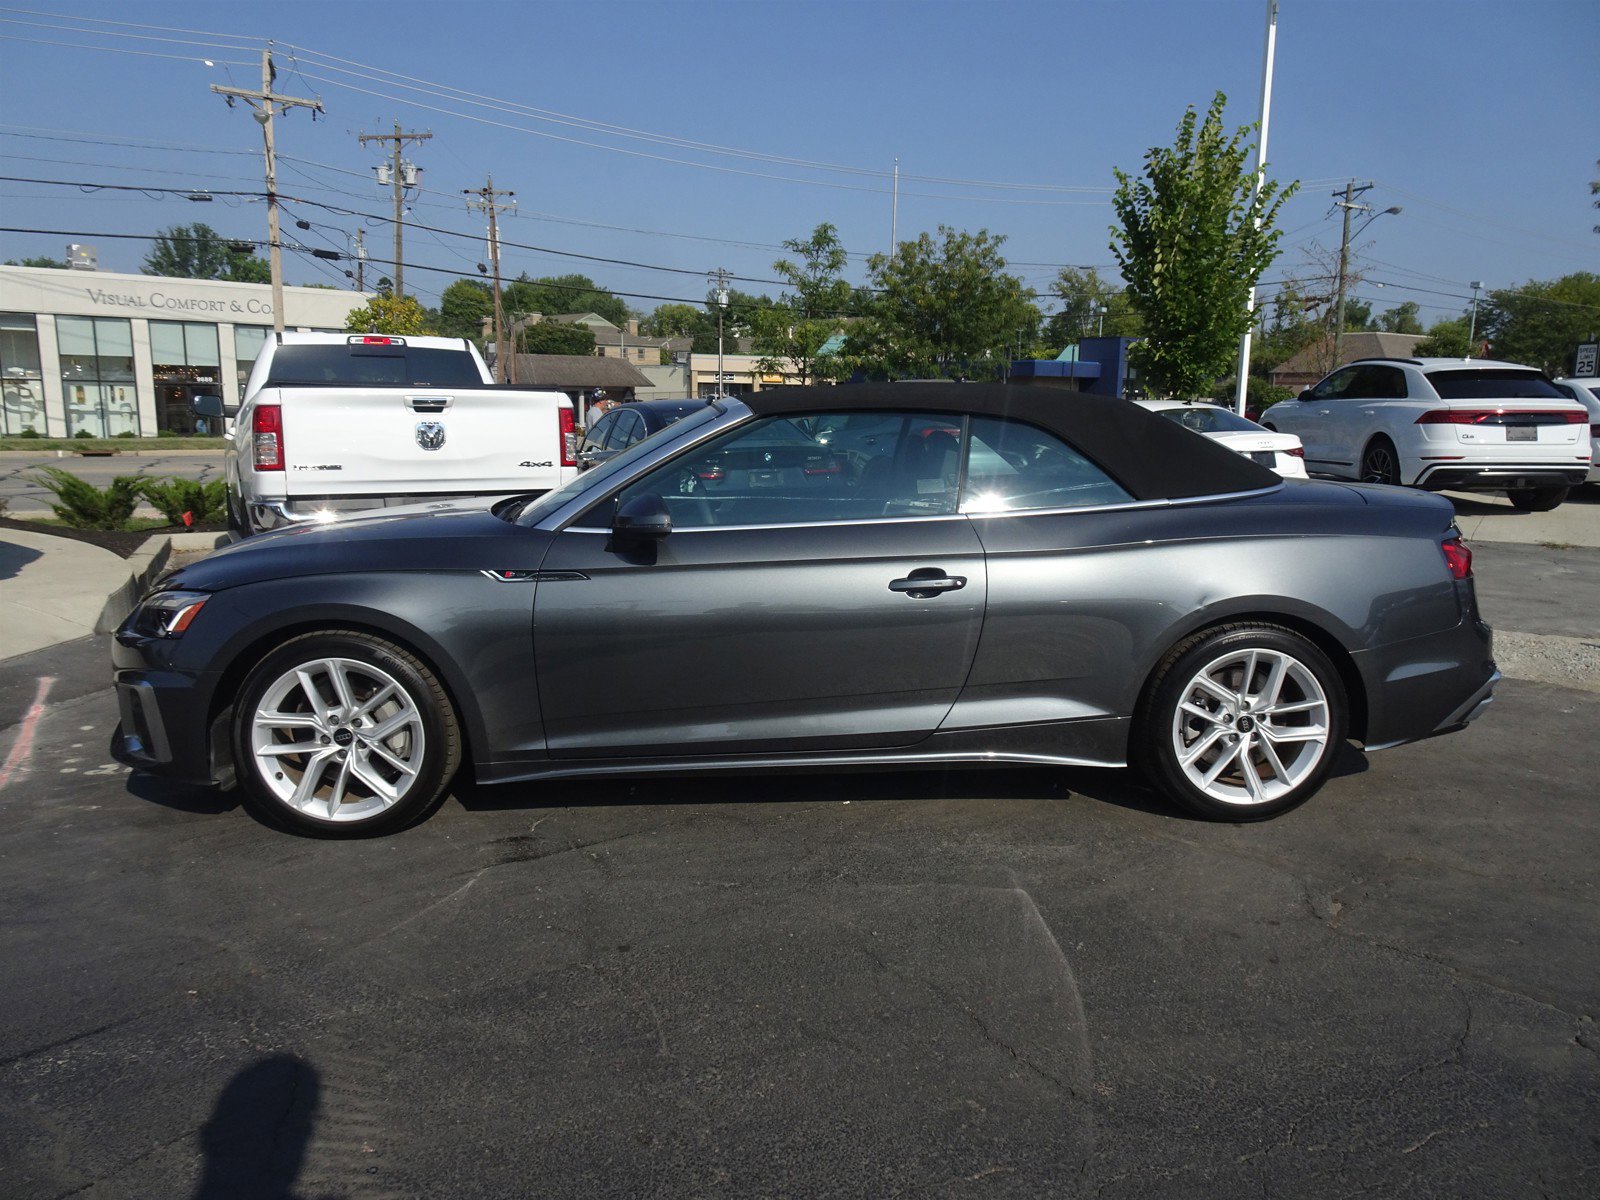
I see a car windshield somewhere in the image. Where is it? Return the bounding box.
[1428,369,1565,400]
[1153,406,1263,434]
[512,403,724,526]
[265,345,484,388]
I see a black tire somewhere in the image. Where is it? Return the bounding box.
[225,484,244,538]
[1506,486,1568,512]
[1135,623,1348,822]
[1360,437,1402,486]
[231,630,461,837]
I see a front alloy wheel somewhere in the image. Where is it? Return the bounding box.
[234,631,459,836]
[1140,625,1347,821]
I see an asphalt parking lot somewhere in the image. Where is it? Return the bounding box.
[1,545,1597,1199]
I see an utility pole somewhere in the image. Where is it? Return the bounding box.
[1232,0,1278,415]
[709,267,731,397]
[211,45,322,334]
[465,176,516,383]
[1467,280,1484,358]
[891,156,900,252]
[352,228,366,293]
[1330,179,1374,372]
[359,121,431,299]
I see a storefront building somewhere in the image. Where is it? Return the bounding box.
[0,265,368,437]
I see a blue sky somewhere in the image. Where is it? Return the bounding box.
[1,0,1595,327]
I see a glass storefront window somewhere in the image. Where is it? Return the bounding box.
[234,325,269,395]
[151,320,224,434]
[1,313,46,435]
[57,316,139,437]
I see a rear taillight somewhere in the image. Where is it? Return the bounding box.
[1416,409,1586,425]
[1441,536,1472,581]
[559,407,576,467]
[1286,446,1305,458]
[694,466,726,482]
[252,403,283,471]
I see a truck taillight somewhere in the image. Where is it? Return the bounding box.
[559,407,576,468]
[252,403,283,471]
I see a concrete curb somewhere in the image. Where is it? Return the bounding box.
[96,530,232,634]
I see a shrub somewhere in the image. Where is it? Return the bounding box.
[136,476,229,525]
[28,467,141,529]
[17,426,41,439]
[72,429,93,439]
[158,428,179,438]
[116,430,137,439]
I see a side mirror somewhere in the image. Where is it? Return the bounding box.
[192,395,235,419]
[612,492,671,540]
[1297,389,1315,403]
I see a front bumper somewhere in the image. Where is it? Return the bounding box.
[109,622,232,786]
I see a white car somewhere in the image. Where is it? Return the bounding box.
[1551,377,1600,484]
[1262,358,1591,511]
[1134,400,1308,478]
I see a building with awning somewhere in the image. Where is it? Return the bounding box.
[508,352,655,424]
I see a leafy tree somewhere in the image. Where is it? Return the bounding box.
[640,303,705,339]
[436,279,493,340]
[847,226,1036,379]
[1045,266,1141,349]
[1415,315,1471,358]
[517,322,596,355]
[1338,298,1373,331]
[343,294,432,336]
[1110,92,1297,397]
[1479,272,1600,374]
[142,222,269,282]
[1376,301,1423,334]
[751,223,852,384]
[5,255,70,269]
[503,273,629,326]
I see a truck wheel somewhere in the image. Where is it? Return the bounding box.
[1507,486,1568,512]
[1136,623,1347,822]
[232,630,461,838]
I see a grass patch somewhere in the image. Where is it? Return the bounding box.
[0,437,229,452]
[1539,541,1577,551]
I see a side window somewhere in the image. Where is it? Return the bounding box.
[961,417,1133,513]
[604,410,641,451]
[581,413,611,454]
[1372,366,1408,399]
[1310,367,1359,401]
[589,410,965,529]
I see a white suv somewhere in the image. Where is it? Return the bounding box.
[1262,357,1591,510]
[1551,377,1600,484]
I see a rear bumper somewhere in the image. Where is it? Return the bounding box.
[1355,614,1498,752]
[1415,463,1588,492]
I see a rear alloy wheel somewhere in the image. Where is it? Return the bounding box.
[1506,486,1568,512]
[1360,438,1402,486]
[1139,625,1347,821]
[233,631,460,837]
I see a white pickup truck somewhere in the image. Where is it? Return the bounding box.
[196,332,577,536]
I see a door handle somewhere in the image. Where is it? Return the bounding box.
[889,569,967,598]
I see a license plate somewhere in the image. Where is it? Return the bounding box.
[749,469,781,486]
[1508,426,1536,441]
[1249,451,1277,465]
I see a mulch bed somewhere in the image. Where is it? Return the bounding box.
[0,516,226,559]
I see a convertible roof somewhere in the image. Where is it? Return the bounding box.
[742,383,1281,501]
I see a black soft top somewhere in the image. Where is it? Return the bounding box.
[742,384,1280,501]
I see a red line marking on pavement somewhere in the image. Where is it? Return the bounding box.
[0,675,56,792]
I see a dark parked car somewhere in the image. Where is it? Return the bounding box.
[577,399,706,471]
[112,385,1498,837]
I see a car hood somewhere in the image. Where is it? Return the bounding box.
[164,503,554,592]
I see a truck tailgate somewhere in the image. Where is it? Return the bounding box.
[272,386,572,496]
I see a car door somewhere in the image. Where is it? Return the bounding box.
[1281,366,1360,473]
[532,409,987,758]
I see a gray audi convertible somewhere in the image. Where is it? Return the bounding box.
[112,384,1498,837]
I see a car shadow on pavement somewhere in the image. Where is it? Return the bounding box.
[126,771,240,815]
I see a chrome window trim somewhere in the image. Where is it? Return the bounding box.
[556,481,1287,534]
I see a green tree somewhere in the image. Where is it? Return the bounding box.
[142,222,269,282]
[503,273,629,326]
[1045,266,1142,349]
[847,226,1036,379]
[5,255,70,269]
[1110,92,1297,397]
[517,322,596,355]
[436,279,493,340]
[1376,301,1423,334]
[344,294,432,336]
[1479,272,1600,373]
[640,303,705,339]
[1415,315,1471,358]
[1338,298,1373,331]
[751,222,852,384]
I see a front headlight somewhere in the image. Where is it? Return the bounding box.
[131,589,210,638]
